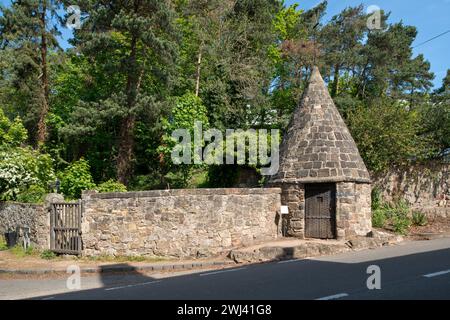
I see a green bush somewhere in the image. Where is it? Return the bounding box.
[370,194,412,235]
[385,200,411,235]
[412,211,428,226]
[59,158,96,199]
[392,213,411,235]
[372,209,387,228]
[0,235,7,251]
[96,179,127,193]
[393,199,410,216]
[40,250,57,260]
[16,184,47,203]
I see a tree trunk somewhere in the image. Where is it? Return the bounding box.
[195,42,203,97]
[117,68,144,185]
[37,1,49,144]
[117,51,138,184]
[116,0,145,185]
[117,114,137,185]
[357,61,370,99]
[331,64,340,98]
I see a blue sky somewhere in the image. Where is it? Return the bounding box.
[286,0,450,87]
[1,0,449,87]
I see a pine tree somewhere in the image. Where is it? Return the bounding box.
[0,0,62,145]
[65,0,178,185]
[319,5,367,98]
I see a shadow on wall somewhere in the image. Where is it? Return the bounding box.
[31,246,450,300]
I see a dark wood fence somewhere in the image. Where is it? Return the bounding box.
[50,202,82,255]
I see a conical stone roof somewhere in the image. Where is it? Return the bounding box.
[270,66,370,184]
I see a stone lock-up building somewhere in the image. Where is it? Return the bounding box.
[269,66,372,240]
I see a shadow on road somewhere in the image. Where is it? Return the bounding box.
[29,244,450,300]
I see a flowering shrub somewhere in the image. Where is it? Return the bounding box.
[0,147,55,201]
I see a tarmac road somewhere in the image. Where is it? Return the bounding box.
[1,237,449,300]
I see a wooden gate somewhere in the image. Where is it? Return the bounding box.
[305,183,336,239]
[50,202,82,255]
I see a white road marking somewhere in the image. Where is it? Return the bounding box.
[316,293,349,300]
[42,297,55,300]
[423,269,450,278]
[104,280,162,291]
[199,267,247,276]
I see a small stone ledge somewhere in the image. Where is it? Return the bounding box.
[229,242,351,264]
[85,188,282,200]
[229,231,403,264]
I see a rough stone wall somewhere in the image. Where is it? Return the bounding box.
[373,162,450,208]
[81,188,281,258]
[415,207,450,220]
[273,182,371,239]
[0,202,48,248]
[336,182,372,238]
[272,183,305,238]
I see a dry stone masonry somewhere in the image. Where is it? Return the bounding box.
[81,188,281,258]
[374,162,450,207]
[0,202,48,248]
[374,162,450,219]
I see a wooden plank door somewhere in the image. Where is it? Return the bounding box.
[50,202,82,255]
[305,183,336,239]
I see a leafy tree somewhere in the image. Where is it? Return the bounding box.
[347,100,430,172]
[0,108,28,147]
[421,69,450,155]
[176,0,281,130]
[16,184,47,203]
[158,92,209,187]
[269,1,328,128]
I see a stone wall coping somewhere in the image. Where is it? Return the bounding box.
[83,187,282,200]
[270,176,371,184]
[0,201,44,208]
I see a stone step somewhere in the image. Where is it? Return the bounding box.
[229,231,403,264]
[229,242,351,264]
